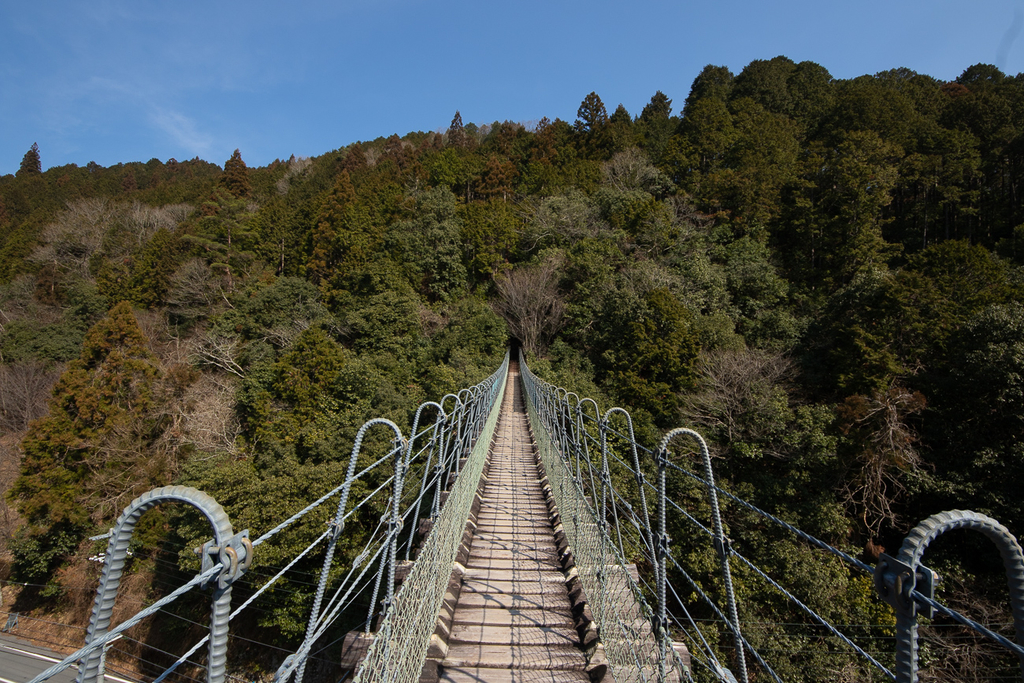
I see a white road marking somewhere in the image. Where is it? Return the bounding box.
[0,642,139,683]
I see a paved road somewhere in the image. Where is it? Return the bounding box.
[0,633,140,683]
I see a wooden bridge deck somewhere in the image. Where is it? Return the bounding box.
[439,364,594,683]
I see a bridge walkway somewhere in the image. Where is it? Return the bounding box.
[438,364,593,682]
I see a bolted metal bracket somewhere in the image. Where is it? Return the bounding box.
[199,530,253,590]
[714,664,739,683]
[874,553,938,619]
[713,535,731,561]
[655,448,670,469]
[650,613,670,640]
[387,517,404,535]
[656,532,671,560]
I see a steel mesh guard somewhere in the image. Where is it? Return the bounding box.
[353,356,508,683]
[521,363,669,683]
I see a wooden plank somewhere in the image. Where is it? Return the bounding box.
[473,514,550,523]
[471,531,555,542]
[466,550,562,564]
[442,644,587,670]
[455,588,572,613]
[449,623,579,647]
[465,557,562,570]
[468,541,560,555]
[440,365,588,679]
[463,568,565,583]
[439,666,590,683]
[473,523,553,532]
[477,504,550,513]
[462,580,565,596]
[451,608,575,628]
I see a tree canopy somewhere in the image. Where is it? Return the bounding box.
[1,57,1023,682]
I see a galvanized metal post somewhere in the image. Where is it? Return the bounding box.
[295,418,404,683]
[78,486,249,683]
[876,509,1024,683]
[657,428,747,683]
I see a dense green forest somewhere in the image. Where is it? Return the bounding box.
[1,57,1022,680]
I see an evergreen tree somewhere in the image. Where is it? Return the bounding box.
[382,134,411,172]
[478,154,517,201]
[308,170,382,298]
[602,288,699,425]
[221,148,252,198]
[447,111,467,149]
[17,142,41,178]
[127,228,184,307]
[718,97,800,232]
[732,56,797,116]
[827,130,902,282]
[787,60,836,130]
[460,199,519,279]
[678,96,738,179]
[187,190,256,291]
[309,170,358,286]
[607,104,637,153]
[387,187,467,302]
[683,65,734,114]
[956,63,1006,87]
[121,170,138,193]
[575,92,608,134]
[342,144,369,173]
[575,92,610,158]
[8,302,165,579]
[638,91,674,162]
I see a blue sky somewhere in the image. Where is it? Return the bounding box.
[2,0,1023,176]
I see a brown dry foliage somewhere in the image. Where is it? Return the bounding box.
[838,383,927,535]
[0,361,62,434]
[683,348,793,448]
[0,436,24,568]
[916,573,1020,682]
[493,255,565,356]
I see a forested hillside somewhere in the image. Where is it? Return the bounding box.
[0,57,1022,679]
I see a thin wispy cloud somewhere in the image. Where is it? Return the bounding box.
[3,0,1023,174]
[63,77,215,158]
[150,109,214,158]
[998,6,1024,71]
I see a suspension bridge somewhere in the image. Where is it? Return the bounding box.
[14,351,1024,683]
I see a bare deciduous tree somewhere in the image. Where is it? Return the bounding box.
[529,191,608,247]
[133,309,175,360]
[189,330,246,378]
[276,155,312,195]
[167,258,224,320]
[838,383,926,536]
[683,348,793,449]
[0,361,62,434]
[27,200,193,297]
[175,373,242,456]
[0,275,44,334]
[493,256,566,356]
[102,201,186,259]
[0,437,24,555]
[30,198,112,278]
[602,147,672,194]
